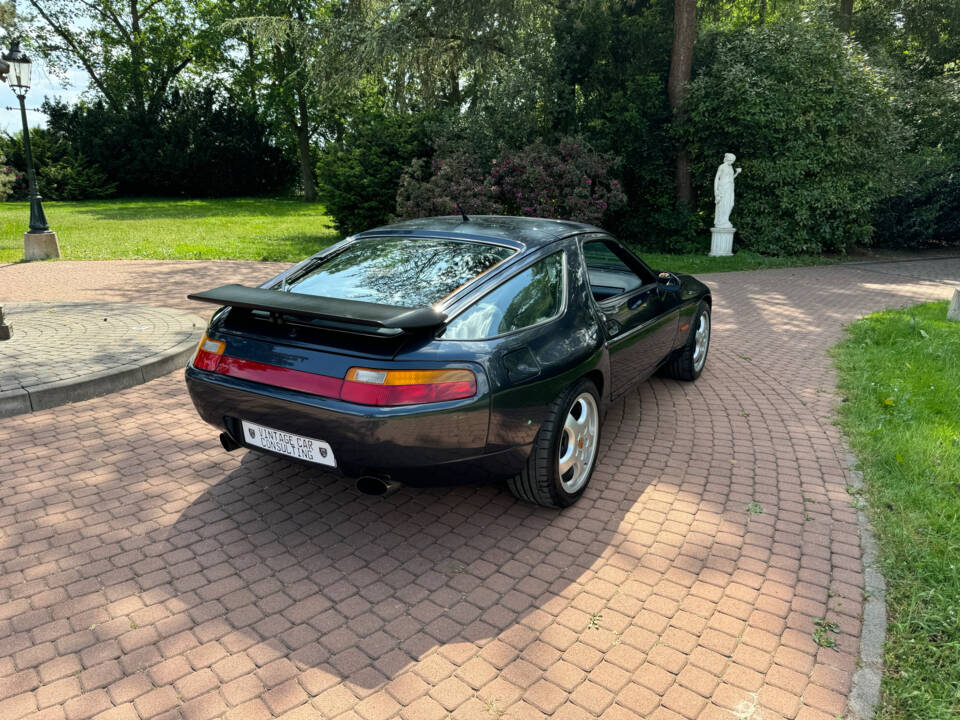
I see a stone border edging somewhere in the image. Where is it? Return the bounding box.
[845,449,888,720]
[0,329,202,418]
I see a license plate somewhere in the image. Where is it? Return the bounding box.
[240,420,336,467]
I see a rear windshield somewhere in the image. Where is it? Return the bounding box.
[286,237,515,308]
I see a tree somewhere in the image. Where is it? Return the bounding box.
[24,0,204,125]
[215,1,370,201]
[852,0,960,74]
[668,0,697,206]
[360,0,552,114]
[837,0,854,33]
[683,19,904,254]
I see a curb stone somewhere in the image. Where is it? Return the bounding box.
[845,449,887,720]
[4,334,202,417]
[0,303,204,418]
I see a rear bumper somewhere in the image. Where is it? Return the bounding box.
[185,366,529,485]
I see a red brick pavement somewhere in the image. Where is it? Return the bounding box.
[0,258,956,720]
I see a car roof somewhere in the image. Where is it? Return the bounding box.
[355,215,604,248]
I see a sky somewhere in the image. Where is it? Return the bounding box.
[0,65,87,133]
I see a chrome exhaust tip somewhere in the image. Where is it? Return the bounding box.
[355,475,401,496]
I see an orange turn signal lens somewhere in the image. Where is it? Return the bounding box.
[345,368,475,385]
[192,334,226,371]
[341,367,477,406]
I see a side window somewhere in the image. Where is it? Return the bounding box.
[582,240,656,301]
[443,252,565,340]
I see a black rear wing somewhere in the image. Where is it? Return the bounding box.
[187,284,446,334]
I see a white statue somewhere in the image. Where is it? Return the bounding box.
[713,153,742,229]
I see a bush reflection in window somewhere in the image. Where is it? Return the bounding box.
[444,253,564,340]
[286,238,514,308]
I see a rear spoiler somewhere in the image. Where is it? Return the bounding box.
[187,284,447,333]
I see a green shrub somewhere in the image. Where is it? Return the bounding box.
[38,155,117,201]
[0,128,115,200]
[873,73,960,248]
[316,112,431,235]
[43,89,294,198]
[683,20,904,255]
[0,154,15,202]
[873,162,960,248]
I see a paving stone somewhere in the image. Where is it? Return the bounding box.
[1,257,956,720]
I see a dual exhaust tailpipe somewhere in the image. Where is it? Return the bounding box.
[219,432,400,497]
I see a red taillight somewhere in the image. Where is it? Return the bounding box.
[192,335,225,371]
[214,356,343,398]
[199,353,477,407]
[340,367,477,406]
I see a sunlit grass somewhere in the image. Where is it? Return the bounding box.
[0,197,339,263]
[0,197,839,273]
[832,301,960,720]
[642,249,839,275]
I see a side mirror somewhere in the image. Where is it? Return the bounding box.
[657,271,681,291]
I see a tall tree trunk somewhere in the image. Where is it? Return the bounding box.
[668,0,697,207]
[838,0,854,32]
[295,89,316,202]
[295,126,316,202]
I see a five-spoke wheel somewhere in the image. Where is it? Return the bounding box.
[508,378,602,507]
[558,392,599,494]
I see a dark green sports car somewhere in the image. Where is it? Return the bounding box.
[186,216,711,507]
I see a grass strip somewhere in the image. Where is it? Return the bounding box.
[832,301,960,720]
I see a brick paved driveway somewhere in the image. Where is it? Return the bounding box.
[1,258,957,720]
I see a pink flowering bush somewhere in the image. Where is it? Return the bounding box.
[395,136,626,225]
[395,151,503,219]
[491,138,627,224]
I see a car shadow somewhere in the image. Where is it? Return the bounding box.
[152,371,797,694]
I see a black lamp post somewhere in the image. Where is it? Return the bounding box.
[2,41,51,236]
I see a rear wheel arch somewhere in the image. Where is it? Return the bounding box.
[583,369,605,402]
[507,375,602,507]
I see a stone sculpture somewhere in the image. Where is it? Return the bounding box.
[713,153,742,229]
[709,153,742,257]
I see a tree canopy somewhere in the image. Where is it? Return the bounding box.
[9,0,960,254]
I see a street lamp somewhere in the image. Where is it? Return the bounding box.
[1,40,59,260]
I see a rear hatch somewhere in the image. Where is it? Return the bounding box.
[188,234,519,403]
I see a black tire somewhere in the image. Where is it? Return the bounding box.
[507,378,601,508]
[664,302,711,381]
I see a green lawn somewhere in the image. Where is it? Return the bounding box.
[832,302,960,720]
[642,249,838,274]
[0,197,838,272]
[0,198,339,263]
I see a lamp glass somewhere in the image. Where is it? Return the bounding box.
[9,58,30,91]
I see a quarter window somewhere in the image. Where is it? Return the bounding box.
[443,253,565,340]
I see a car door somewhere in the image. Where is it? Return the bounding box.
[581,237,679,397]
